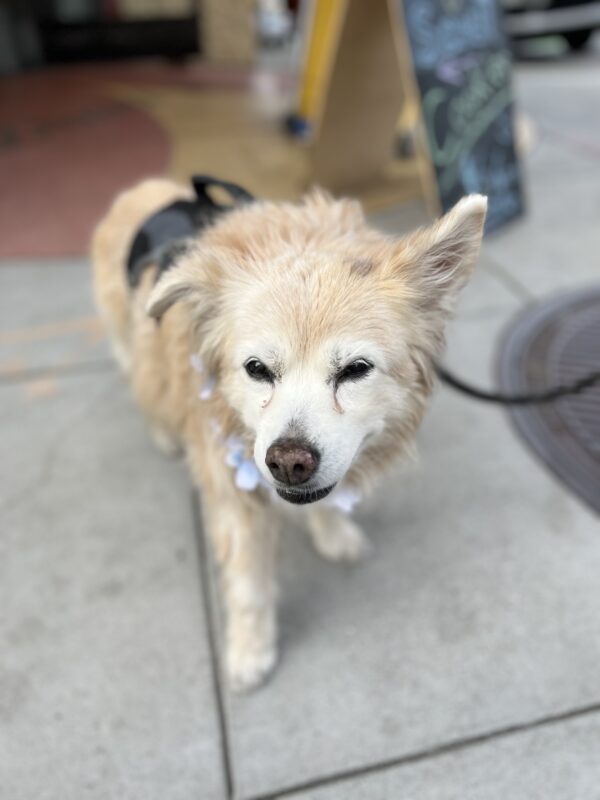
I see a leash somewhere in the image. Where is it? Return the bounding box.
[434,362,600,405]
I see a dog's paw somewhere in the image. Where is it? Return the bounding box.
[310,515,369,563]
[150,425,182,458]
[226,642,278,693]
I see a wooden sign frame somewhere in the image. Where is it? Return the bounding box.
[308,0,440,214]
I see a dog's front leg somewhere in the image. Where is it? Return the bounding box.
[306,506,368,563]
[204,494,279,692]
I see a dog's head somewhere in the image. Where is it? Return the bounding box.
[147,193,486,504]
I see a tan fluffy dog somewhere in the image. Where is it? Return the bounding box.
[92,179,486,690]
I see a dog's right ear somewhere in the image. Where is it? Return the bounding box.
[145,249,218,321]
[381,194,487,317]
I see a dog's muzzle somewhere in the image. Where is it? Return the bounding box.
[276,484,336,505]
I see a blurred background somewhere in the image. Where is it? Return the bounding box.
[2,2,599,799]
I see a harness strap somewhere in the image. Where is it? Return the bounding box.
[126,175,254,288]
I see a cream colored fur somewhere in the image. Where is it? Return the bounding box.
[92,178,486,691]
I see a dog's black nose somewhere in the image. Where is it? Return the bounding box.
[265,438,320,486]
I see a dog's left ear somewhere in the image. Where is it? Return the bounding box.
[146,247,219,321]
[387,194,487,314]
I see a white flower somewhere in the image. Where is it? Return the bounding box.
[190,353,204,373]
[325,486,361,514]
[235,459,263,491]
[199,374,216,400]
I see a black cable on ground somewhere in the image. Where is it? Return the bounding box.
[434,362,600,406]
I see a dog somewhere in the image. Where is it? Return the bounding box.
[92,177,486,691]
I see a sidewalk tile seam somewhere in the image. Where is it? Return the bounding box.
[191,490,235,800]
[244,700,600,800]
[480,255,535,304]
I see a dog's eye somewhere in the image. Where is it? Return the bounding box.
[244,358,273,383]
[336,359,373,384]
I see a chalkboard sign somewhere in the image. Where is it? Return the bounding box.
[402,0,524,232]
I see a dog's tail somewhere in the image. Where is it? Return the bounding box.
[91,178,191,374]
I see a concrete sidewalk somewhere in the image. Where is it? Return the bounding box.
[2,48,600,799]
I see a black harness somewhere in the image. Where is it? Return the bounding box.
[126,175,254,288]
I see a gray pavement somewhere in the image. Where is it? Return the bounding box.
[1,371,226,800]
[2,45,600,800]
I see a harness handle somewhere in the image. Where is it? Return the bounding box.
[191,175,255,209]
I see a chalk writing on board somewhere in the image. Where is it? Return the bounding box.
[422,50,512,193]
[402,0,523,232]
[407,0,501,69]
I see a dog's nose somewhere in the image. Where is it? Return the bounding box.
[265,438,320,486]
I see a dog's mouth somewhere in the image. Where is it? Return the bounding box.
[276,484,336,505]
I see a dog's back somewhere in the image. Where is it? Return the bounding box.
[91,178,192,374]
[92,179,200,455]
